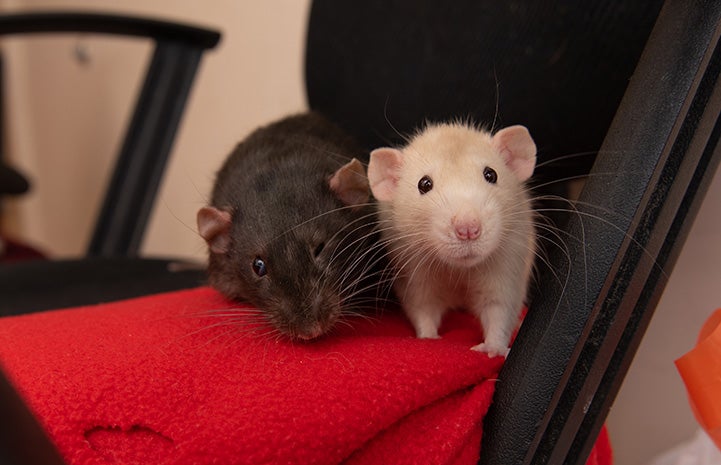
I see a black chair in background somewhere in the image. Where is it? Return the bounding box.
[0,52,29,198]
[0,13,220,315]
[0,49,29,195]
[306,0,721,464]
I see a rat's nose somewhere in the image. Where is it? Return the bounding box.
[294,323,325,341]
[453,220,481,241]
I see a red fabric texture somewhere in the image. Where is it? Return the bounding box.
[0,287,612,465]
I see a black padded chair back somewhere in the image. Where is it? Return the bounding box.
[306,0,664,182]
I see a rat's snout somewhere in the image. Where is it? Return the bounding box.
[452,216,481,241]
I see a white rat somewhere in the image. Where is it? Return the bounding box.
[367,122,537,357]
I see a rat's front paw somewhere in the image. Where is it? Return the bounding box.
[413,319,441,339]
[471,342,510,358]
[416,329,441,340]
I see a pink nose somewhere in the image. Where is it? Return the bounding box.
[454,221,481,241]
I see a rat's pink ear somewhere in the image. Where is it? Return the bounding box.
[368,148,403,201]
[491,125,537,182]
[329,158,370,207]
[197,206,233,254]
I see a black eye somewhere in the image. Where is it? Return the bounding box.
[313,242,325,258]
[252,257,267,277]
[418,175,433,194]
[483,167,498,184]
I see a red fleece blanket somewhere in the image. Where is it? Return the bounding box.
[0,287,612,465]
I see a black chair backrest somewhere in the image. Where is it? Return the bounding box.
[305,0,664,182]
[305,1,721,464]
[0,12,220,257]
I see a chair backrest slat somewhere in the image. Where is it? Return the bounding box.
[87,41,204,256]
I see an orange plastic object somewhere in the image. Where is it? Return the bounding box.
[676,308,721,451]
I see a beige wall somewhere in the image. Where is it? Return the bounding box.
[2,2,721,465]
[607,163,721,465]
[1,0,310,259]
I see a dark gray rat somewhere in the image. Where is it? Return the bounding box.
[197,112,385,341]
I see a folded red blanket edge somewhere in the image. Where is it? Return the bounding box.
[0,287,612,465]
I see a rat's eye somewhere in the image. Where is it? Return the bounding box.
[418,175,434,194]
[483,167,498,184]
[313,241,325,258]
[252,257,267,277]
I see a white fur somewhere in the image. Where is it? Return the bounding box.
[369,122,536,357]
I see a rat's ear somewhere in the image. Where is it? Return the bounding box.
[329,158,370,207]
[197,206,233,254]
[368,148,403,201]
[491,125,537,182]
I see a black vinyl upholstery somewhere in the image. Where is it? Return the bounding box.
[306,0,665,182]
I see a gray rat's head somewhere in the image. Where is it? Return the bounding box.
[198,157,381,341]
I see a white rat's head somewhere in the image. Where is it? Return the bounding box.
[368,122,536,268]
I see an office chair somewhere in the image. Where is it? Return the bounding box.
[0,12,220,315]
[305,0,721,463]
